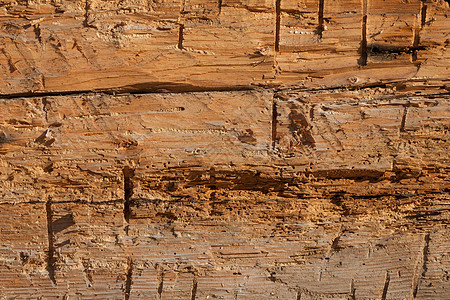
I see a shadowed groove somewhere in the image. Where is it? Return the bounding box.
[400,101,410,132]
[157,267,164,300]
[412,1,427,61]
[275,0,281,52]
[191,275,198,300]
[317,0,325,39]
[350,279,356,300]
[124,258,133,300]
[381,271,390,300]
[123,167,135,224]
[358,0,368,66]
[178,23,185,50]
[45,198,56,285]
[177,0,186,50]
[413,233,431,298]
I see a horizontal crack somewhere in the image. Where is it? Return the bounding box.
[1,191,448,207]
[0,84,257,100]
[0,78,449,100]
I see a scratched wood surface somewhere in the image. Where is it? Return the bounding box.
[0,0,448,94]
[0,0,449,299]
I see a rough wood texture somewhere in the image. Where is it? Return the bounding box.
[0,0,448,94]
[0,0,449,299]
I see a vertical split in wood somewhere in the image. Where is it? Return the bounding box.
[123,167,135,225]
[329,234,341,254]
[381,271,390,300]
[33,24,42,44]
[317,0,325,39]
[421,233,431,274]
[296,291,302,300]
[358,0,368,66]
[177,0,186,50]
[271,99,278,150]
[178,24,185,50]
[157,267,164,300]
[190,275,198,300]
[275,0,281,52]
[45,197,56,285]
[413,233,431,298]
[412,1,427,61]
[83,0,89,27]
[124,258,133,300]
[218,0,222,14]
[42,97,50,123]
[420,2,427,28]
[400,101,410,132]
[350,279,356,300]
[83,0,94,28]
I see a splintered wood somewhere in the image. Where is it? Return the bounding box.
[0,0,449,299]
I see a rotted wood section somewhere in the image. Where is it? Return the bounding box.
[1,83,449,299]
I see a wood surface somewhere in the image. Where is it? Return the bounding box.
[0,0,449,299]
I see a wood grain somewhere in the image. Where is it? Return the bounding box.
[0,0,449,298]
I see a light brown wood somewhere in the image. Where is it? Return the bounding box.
[0,0,448,94]
[0,0,449,299]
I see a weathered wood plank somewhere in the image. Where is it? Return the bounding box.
[0,0,448,94]
[0,1,449,298]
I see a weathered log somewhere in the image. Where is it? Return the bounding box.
[0,0,449,299]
